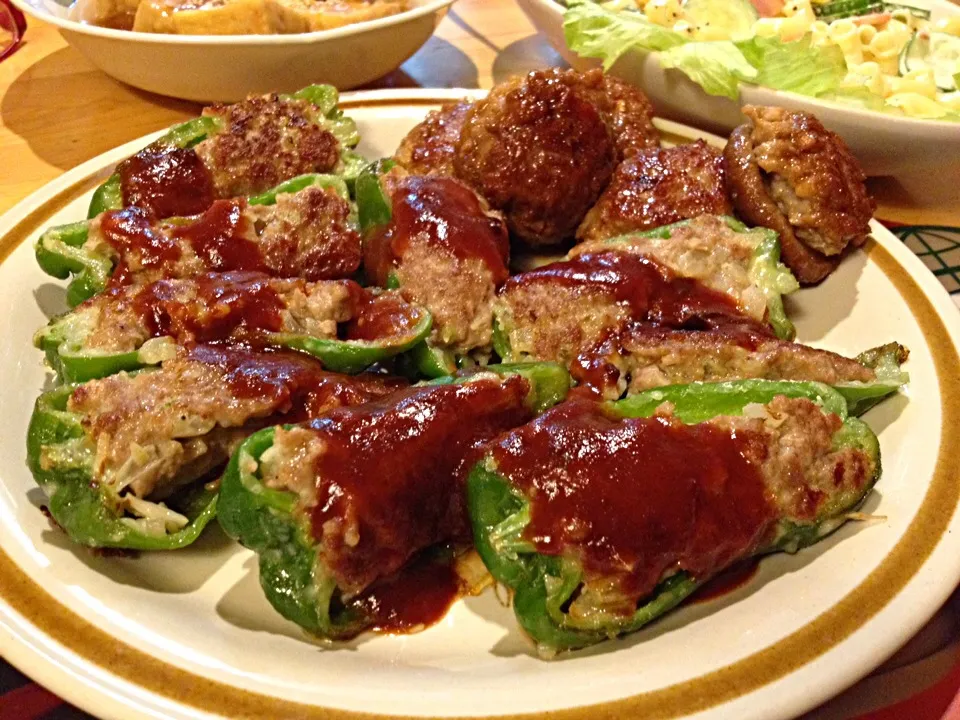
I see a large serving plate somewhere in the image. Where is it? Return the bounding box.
[516,0,960,178]
[11,0,455,101]
[1,89,960,720]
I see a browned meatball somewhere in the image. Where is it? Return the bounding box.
[576,141,732,243]
[596,75,661,158]
[454,69,618,246]
[724,106,875,285]
[394,101,473,177]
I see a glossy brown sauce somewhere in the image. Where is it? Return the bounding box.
[169,200,266,272]
[186,343,404,420]
[344,291,426,342]
[366,176,510,286]
[690,559,760,605]
[100,207,182,272]
[306,375,533,594]
[504,251,771,335]
[491,398,776,606]
[347,552,463,635]
[128,272,286,341]
[117,146,215,219]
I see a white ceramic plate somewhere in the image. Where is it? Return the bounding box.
[10,0,455,101]
[2,89,960,720]
[516,0,960,178]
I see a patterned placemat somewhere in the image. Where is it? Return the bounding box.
[889,224,960,308]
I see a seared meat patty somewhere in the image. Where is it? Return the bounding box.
[724,106,874,285]
[394,101,473,177]
[195,93,341,198]
[454,69,619,246]
[573,327,877,398]
[577,142,732,243]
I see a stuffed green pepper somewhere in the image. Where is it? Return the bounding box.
[569,215,800,340]
[37,177,360,307]
[34,272,431,382]
[27,344,404,550]
[571,325,908,412]
[218,362,570,639]
[468,379,881,654]
[88,84,363,220]
[358,165,511,378]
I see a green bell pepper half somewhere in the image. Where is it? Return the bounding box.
[593,216,800,340]
[467,379,881,654]
[26,384,218,550]
[217,362,570,638]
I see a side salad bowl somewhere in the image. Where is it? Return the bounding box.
[10,0,456,102]
[517,0,960,177]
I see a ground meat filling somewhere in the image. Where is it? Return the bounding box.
[78,273,361,352]
[576,143,732,243]
[394,101,473,177]
[86,186,361,286]
[724,106,874,285]
[490,395,875,617]
[258,375,534,595]
[454,68,618,246]
[572,327,876,399]
[194,94,341,198]
[63,345,403,503]
[572,214,768,323]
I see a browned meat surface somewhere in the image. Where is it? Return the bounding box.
[454,69,618,246]
[594,74,661,158]
[577,142,732,243]
[86,186,361,287]
[195,94,341,198]
[64,345,404,502]
[394,101,473,177]
[724,106,874,285]
[572,327,875,398]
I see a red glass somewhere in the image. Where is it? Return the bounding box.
[0,0,26,62]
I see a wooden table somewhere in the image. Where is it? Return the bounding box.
[1,0,958,224]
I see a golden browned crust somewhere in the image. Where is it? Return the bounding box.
[454,69,617,246]
[394,101,473,177]
[597,75,661,159]
[196,94,340,197]
[577,142,732,243]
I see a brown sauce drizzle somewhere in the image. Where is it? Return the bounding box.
[346,552,464,635]
[117,146,215,220]
[343,291,426,343]
[185,344,405,421]
[100,207,182,270]
[306,375,533,595]
[504,251,772,335]
[690,559,760,605]
[366,176,510,286]
[169,199,266,272]
[491,398,776,607]
[128,271,286,342]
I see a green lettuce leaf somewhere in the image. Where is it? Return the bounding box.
[659,42,758,99]
[563,0,688,71]
[736,34,847,96]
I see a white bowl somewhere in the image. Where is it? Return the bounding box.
[11,0,455,102]
[517,0,960,178]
